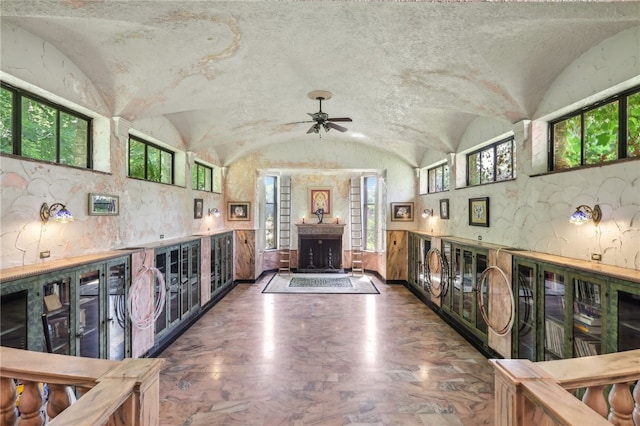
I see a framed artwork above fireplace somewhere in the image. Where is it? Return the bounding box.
[310,188,331,215]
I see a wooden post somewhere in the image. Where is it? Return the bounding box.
[0,377,17,426]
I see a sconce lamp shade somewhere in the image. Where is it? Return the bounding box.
[570,204,601,226]
[40,202,74,224]
[208,208,221,217]
[422,209,433,218]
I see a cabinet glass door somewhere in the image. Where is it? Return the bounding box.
[617,289,640,352]
[42,278,71,355]
[168,248,180,325]
[515,263,536,360]
[1,291,27,350]
[154,251,168,334]
[78,269,101,358]
[572,276,602,357]
[180,246,190,317]
[190,243,200,310]
[452,248,462,316]
[544,269,566,360]
[441,241,453,311]
[107,262,127,360]
[475,253,488,334]
[461,250,474,323]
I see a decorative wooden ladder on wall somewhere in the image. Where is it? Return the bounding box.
[278,176,292,274]
[350,177,364,275]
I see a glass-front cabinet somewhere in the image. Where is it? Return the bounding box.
[153,240,201,348]
[210,232,234,300]
[512,254,639,361]
[440,240,489,351]
[407,233,431,298]
[1,255,130,359]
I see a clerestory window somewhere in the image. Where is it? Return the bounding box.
[128,135,174,184]
[467,136,516,186]
[1,82,92,168]
[550,87,639,171]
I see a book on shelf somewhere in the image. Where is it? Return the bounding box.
[574,312,601,326]
[573,320,601,335]
[574,335,600,357]
[545,318,565,357]
[44,294,62,312]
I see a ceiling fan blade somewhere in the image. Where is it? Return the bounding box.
[285,120,314,125]
[327,117,352,122]
[306,123,320,134]
[326,122,348,132]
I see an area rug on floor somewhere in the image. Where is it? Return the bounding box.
[262,273,379,294]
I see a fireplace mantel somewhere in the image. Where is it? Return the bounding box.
[296,224,345,236]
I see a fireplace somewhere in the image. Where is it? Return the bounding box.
[296,224,345,273]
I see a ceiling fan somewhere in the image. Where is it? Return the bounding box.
[287,90,352,135]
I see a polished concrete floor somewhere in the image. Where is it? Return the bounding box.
[158,274,495,425]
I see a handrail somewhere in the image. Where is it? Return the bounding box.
[490,349,640,426]
[0,347,164,426]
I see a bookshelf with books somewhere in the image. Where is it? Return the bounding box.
[571,275,603,358]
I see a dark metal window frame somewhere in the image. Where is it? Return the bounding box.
[1,81,93,168]
[427,163,450,194]
[193,161,213,192]
[127,134,174,184]
[264,175,277,250]
[549,86,639,171]
[466,136,515,187]
[363,175,377,252]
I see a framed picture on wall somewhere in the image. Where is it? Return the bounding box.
[88,193,119,216]
[310,189,331,215]
[391,202,414,221]
[439,199,450,220]
[228,202,250,221]
[469,197,489,227]
[194,198,203,219]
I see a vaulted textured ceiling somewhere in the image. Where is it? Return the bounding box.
[2,1,639,166]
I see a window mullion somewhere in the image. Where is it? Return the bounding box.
[619,94,628,159]
[14,89,21,156]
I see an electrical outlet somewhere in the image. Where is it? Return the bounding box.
[591,253,602,261]
[40,250,50,259]
[160,234,164,239]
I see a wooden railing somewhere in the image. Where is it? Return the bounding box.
[0,347,164,426]
[490,349,640,425]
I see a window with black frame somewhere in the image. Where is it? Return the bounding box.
[363,176,377,251]
[427,162,450,193]
[265,175,277,250]
[128,135,174,184]
[550,87,640,171]
[467,136,516,186]
[1,82,91,168]
[192,161,213,192]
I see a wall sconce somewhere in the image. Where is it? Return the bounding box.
[570,204,601,225]
[40,202,74,224]
[421,208,433,218]
[208,208,221,217]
